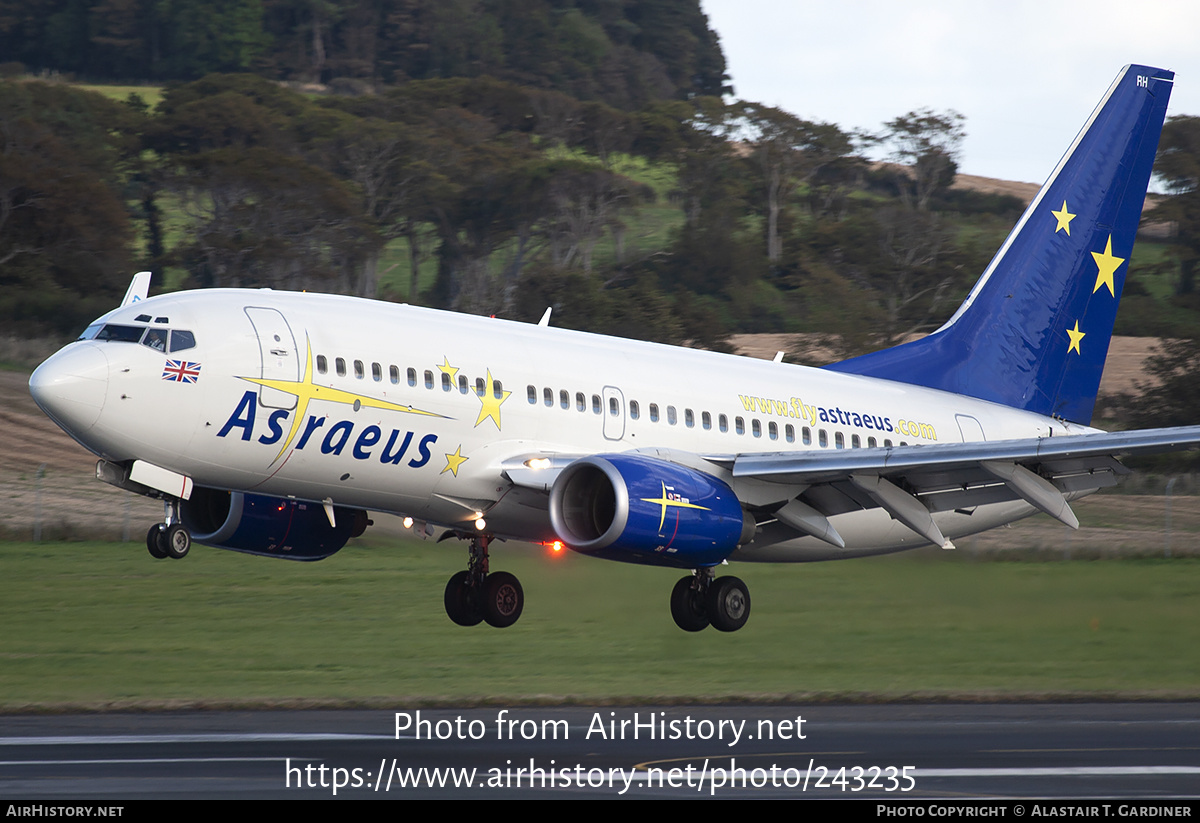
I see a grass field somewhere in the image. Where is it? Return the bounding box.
[1,537,1196,709]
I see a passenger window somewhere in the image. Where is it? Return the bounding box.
[630,401,640,420]
[609,397,619,416]
[752,419,761,438]
[702,412,712,431]
[424,369,433,389]
[835,432,845,449]
[407,368,417,387]
[650,403,660,422]
[317,355,328,374]
[354,360,364,379]
[819,429,828,448]
[736,417,745,435]
[493,380,503,399]
[372,362,382,382]
[168,330,196,353]
[884,439,893,447]
[685,409,694,428]
[336,358,347,377]
[769,421,778,441]
[868,437,877,448]
[390,365,400,384]
[475,377,485,396]
[459,375,469,395]
[576,392,585,411]
[592,395,601,414]
[442,372,452,391]
[785,424,794,443]
[852,434,861,448]
[560,390,569,409]
[719,414,728,433]
[667,406,677,425]
[528,385,537,404]
[544,387,553,407]
[803,426,812,445]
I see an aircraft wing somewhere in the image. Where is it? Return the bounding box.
[721,425,1200,548]
[507,426,1200,551]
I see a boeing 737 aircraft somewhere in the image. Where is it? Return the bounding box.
[29,65,1200,632]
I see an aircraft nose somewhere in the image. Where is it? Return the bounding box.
[29,343,110,435]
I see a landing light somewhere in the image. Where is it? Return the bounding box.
[474,518,487,531]
[402,516,414,529]
[525,457,552,470]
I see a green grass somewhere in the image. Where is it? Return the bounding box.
[77,83,164,109]
[1,539,1196,707]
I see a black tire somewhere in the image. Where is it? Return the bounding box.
[164,523,191,559]
[482,572,524,628]
[670,576,709,632]
[444,571,483,626]
[707,576,750,632]
[146,524,168,559]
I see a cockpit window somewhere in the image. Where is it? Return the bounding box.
[168,330,196,353]
[141,328,168,352]
[94,324,145,343]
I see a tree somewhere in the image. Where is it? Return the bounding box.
[732,102,850,263]
[1153,115,1200,295]
[877,108,965,212]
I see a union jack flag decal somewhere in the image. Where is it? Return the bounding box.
[162,360,201,383]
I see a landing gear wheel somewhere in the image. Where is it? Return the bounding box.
[670,576,710,632]
[482,572,524,628]
[146,524,168,559]
[707,576,750,632]
[164,523,191,559]
[444,570,483,626]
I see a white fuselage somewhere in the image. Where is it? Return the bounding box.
[38,289,1092,561]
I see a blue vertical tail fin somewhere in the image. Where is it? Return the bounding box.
[827,64,1174,425]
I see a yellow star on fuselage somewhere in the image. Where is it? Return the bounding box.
[1091,235,1124,296]
[1051,200,1076,235]
[437,357,459,380]
[474,368,511,430]
[1066,320,1085,355]
[239,339,446,464]
[640,481,710,531]
[442,445,468,476]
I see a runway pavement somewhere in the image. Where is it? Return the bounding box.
[1,703,1198,799]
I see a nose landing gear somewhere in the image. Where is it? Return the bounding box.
[145,499,191,560]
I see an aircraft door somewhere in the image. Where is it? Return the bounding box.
[956,414,986,442]
[602,385,625,441]
[244,307,299,410]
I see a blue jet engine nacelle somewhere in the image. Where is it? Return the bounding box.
[548,454,755,568]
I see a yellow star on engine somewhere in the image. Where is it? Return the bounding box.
[1066,320,1085,355]
[442,445,468,476]
[1051,200,1076,235]
[641,481,711,531]
[437,357,459,380]
[474,368,511,430]
[1091,235,1124,297]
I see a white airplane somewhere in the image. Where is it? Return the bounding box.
[29,64,1200,633]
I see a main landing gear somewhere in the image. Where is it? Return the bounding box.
[670,569,751,633]
[443,535,524,628]
[146,498,191,560]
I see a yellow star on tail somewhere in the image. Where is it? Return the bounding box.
[1066,320,1085,355]
[1091,235,1124,296]
[474,368,511,430]
[1051,201,1076,235]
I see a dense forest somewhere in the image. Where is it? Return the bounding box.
[3,0,1200,431]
